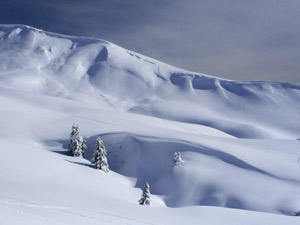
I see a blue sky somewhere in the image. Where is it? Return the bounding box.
[1,0,299,83]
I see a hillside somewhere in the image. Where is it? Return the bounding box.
[0,24,300,225]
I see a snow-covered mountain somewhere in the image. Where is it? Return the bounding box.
[0,24,300,225]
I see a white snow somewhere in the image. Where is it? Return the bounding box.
[0,24,300,225]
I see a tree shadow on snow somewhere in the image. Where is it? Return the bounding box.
[44,139,69,156]
[64,159,94,169]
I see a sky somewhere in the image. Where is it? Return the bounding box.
[0,0,299,83]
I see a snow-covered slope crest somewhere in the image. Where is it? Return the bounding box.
[1,24,300,225]
[0,24,300,140]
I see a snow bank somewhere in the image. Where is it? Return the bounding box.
[1,24,300,225]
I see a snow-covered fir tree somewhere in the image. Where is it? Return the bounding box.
[174,151,184,165]
[93,137,109,172]
[138,181,151,206]
[68,124,87,158]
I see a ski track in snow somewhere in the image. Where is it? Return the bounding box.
[0,196,156,225]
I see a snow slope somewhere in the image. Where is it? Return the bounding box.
[0,24,300,225]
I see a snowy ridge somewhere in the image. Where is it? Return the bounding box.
[0,24,300,225]
[1,24,300,139]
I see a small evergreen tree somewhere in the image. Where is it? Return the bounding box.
[68,124,86,158]
[138,181,151,206]
[174,151,184,165]
[93,137,109,172]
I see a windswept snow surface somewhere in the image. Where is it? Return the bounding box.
[0,24,300,225]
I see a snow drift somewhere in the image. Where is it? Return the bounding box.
[1,24,300,225]
[0,24,299,139]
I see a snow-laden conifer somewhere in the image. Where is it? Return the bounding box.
[68,124,87,158]
[174,151,184,165]
[138,182,151,206]
[93,137,109,172]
